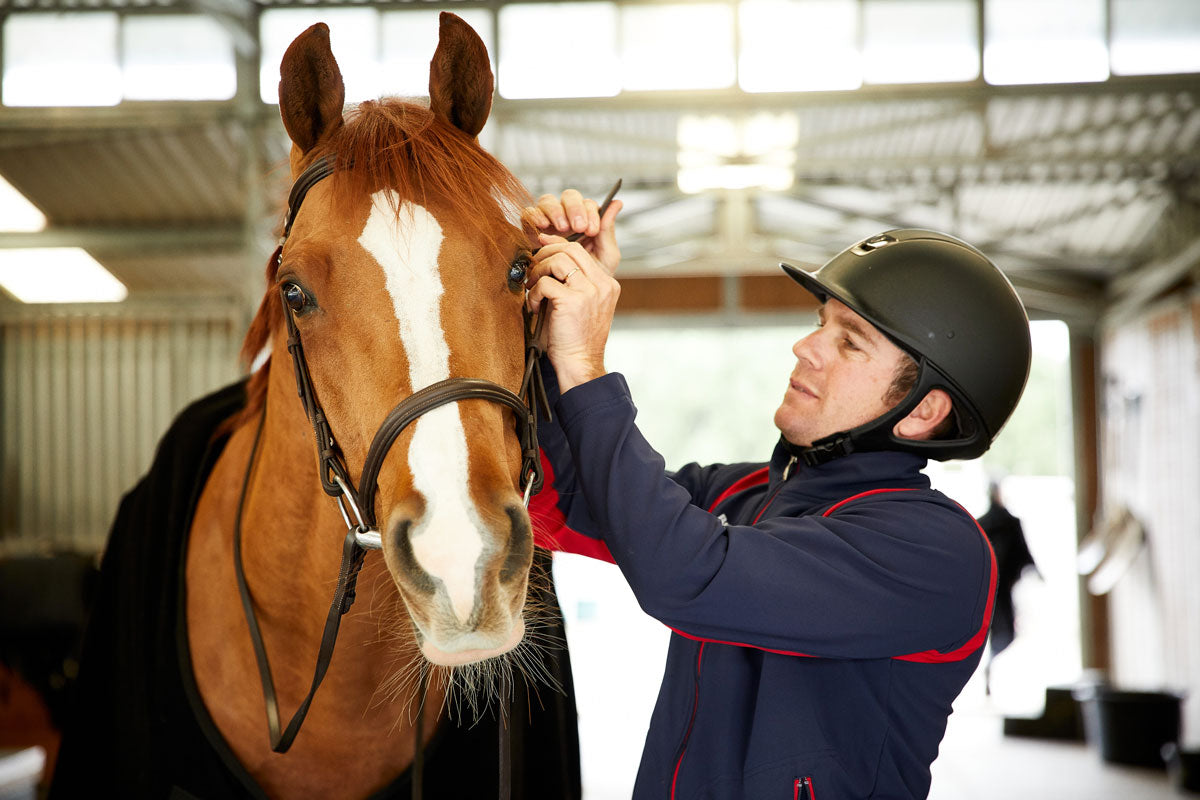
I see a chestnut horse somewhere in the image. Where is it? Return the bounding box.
[184,16,560,798]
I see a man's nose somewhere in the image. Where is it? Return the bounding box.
[792,331,823,368]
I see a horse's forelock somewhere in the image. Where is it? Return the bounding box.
[328,98,530,259]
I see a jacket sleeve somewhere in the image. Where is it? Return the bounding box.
[555,373,996,661]
[531,360,746,546]
[528,360,614,561]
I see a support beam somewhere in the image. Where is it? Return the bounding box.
[185,0,259,58]
[1105,236,1200,322]
[1070,330,1108,675]
[0,226,244,251]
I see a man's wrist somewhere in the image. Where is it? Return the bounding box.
[555,361,607,393]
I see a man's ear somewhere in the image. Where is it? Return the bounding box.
[893,389,954,441]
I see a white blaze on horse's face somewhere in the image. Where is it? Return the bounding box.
[358,190,493,635]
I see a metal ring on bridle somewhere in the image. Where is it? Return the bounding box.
[522,467,537,507]
[332,472,382,550]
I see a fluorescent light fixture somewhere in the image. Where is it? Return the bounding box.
[0,175,47,232]
[678,163,795,194]
[0,248,128,303]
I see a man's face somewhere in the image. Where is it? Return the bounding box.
[774,299,909,447]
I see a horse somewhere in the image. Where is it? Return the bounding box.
[49,15,575,800]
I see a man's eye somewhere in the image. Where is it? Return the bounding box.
[842,337,859,351]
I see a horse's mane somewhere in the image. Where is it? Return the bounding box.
[226,98,531,435]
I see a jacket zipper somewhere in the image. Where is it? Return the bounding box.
[781,454,798,481]
[794,776,815,800]
[752,455,798,524]
[670,642,705,800]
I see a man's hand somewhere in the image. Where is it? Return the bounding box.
[524,189,622,275]
[524,190,623,392]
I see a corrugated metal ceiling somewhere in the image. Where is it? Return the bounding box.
[0,7,1197,328]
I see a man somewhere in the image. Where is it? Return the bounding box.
[525,193,1031,799]
[976,480,1040,695]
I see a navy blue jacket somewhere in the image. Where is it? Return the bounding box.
[534,370,996,800]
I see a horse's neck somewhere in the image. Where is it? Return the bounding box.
[237,369,406,674]
[186,365,440,796]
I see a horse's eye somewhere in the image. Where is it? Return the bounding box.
[507,255,530,291]
[283,282,309,313]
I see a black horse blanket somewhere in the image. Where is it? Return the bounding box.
[49,382,581,799]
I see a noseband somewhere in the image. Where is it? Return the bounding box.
[233,154,552,759]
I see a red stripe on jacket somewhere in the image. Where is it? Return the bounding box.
[677,485,997,664]
[529,450,616,563]
[707,467,770,513]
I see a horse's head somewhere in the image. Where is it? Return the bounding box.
[258,15,537,666]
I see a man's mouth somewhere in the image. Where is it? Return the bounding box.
[790,378,817,399]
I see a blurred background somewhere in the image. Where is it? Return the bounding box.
[0,0,1198,797]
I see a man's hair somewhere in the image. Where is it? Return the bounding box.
[884,353,955,439]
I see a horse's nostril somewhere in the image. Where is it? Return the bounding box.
[498,506,533,585]
[389,519,436,595]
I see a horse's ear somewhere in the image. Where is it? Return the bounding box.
[428,12,493,138]
[279,23,345,154]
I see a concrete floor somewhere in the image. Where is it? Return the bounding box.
[930,706,1180,800]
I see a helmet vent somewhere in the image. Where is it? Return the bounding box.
[852,233,898,255]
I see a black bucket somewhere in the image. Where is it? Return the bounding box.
[1077,688,1182,769]
[1163,744,1200,794]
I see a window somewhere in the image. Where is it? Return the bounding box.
[863,0,979,84]
[740,0,861,92]
[379,10,495,98]
[1110,0,1200,76]
[984,0,1108,85]
[259,8,380,104]
[621,4,735,91]
[3,13,121,107]
[123,15,236,101]
[498,3,620,98]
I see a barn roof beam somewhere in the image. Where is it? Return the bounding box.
[0,225,244,251]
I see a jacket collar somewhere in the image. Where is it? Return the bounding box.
[769,436,931,509]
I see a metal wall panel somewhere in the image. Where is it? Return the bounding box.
[1099,288,1200,747]
[0,303,244,555]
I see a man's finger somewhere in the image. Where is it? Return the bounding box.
[526,273,571,312]
[581,198,601,239]
[590,199,623,275]
[536,194,570,231]
[559,189,589,234]
[523,205,550,230]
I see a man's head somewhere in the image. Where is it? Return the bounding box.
[774,299,954,449]
[777,229,1031,464]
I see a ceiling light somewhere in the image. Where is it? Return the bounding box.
[677,113,798,194]
[0,175,47,233]
[0,248,128,303]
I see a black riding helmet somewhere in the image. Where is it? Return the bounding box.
[781,229,1032,464]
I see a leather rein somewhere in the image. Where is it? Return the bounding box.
[231,154,553,777]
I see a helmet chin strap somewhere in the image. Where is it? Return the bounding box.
[791,359,981,467]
